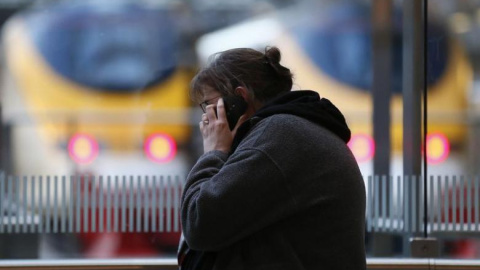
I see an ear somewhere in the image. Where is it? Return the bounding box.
[234,86,249,100]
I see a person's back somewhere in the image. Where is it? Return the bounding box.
[226,113,366,269]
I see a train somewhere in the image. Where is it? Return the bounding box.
[195,1,473,177]
[2,0,195,177]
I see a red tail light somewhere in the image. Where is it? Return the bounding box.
[347,134,375,163]
[426,132,450,164]
[144,133,177,163]
[68,133,99,164]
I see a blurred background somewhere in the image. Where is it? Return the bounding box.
[0,0,479,264]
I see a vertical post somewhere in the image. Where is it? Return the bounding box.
[468,117,480,175]
[403,0,439,258]
[0,106,13,175]
[371,0,394,256]
[0,105,2,172]
[403,0,424,232]
[372,0,392,178]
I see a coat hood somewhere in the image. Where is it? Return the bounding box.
[232,90,351,153]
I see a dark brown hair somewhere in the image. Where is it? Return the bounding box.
[190,46,293,103]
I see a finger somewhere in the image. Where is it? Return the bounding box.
[215,98,227,121]
[199,120,209,137]
[205,104,217,121]
[201,113,209,125]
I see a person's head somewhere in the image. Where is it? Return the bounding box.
[191,46,293,114]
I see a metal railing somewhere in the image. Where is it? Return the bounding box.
[365,175,480,234]
[0,174,184,234]
[1,258,480,270]
[0,258,178,270]
[368,258,480,270]
[2,174,480,234]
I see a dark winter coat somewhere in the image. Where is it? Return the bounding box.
[179,90,366,270]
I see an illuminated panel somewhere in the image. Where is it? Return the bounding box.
[347,134,375,163]
[144,133,177,163]
[68,133,99,164]
[426,132,450,164]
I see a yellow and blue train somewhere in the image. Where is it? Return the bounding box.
[2,0,194,177]
[196,1,472,175]
[282,2,471,170]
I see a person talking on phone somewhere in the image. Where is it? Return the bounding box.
[178,46,366,270]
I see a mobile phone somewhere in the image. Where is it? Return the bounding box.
[223,96,247,130]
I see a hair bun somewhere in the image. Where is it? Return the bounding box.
[264,46,281,64]
[264,46,292,80]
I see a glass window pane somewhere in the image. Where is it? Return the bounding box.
[2,0,479,266]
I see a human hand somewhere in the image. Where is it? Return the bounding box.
[199,98,247,154]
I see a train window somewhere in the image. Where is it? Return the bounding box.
[0,0,480,266]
